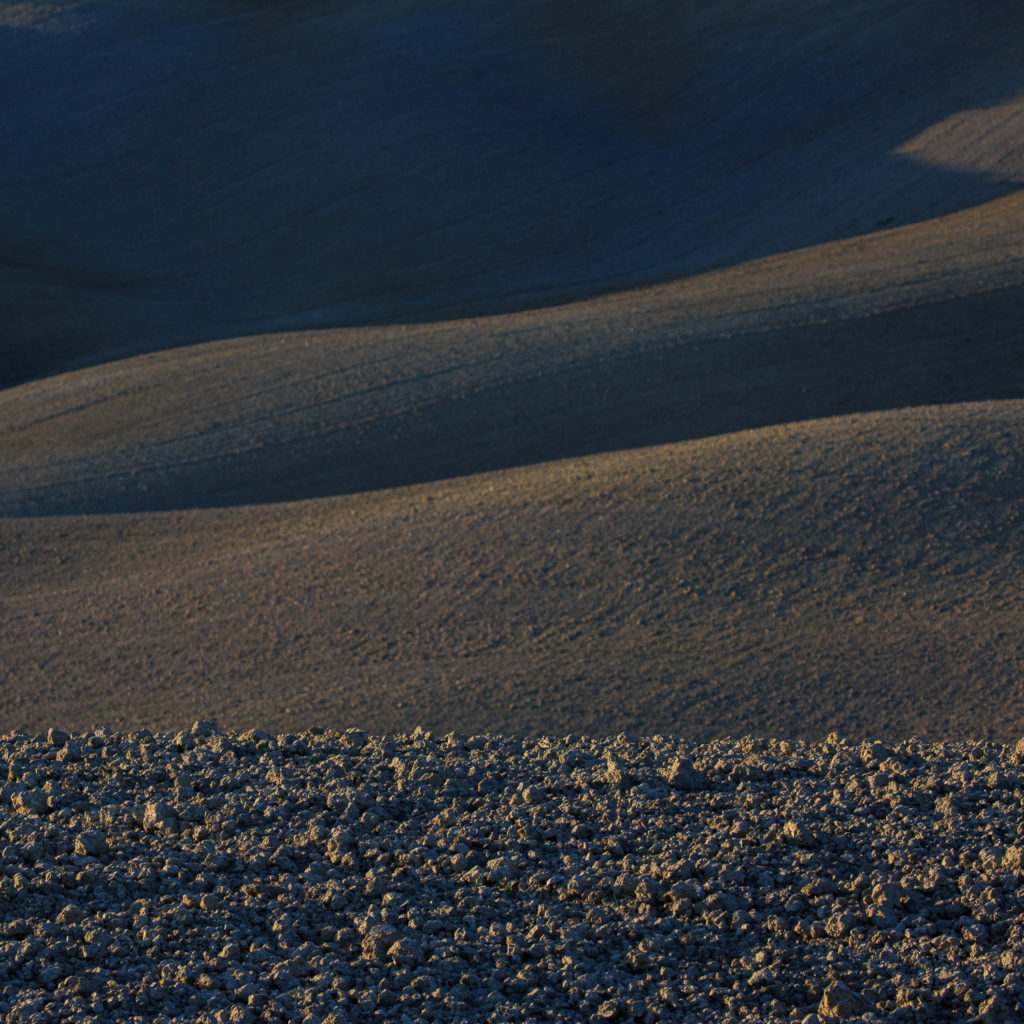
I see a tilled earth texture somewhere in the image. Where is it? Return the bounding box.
[2,725,1023,1024]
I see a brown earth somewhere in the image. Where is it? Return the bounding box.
[1,0,1023,741]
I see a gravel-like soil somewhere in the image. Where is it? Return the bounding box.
[3,723,1023,1023]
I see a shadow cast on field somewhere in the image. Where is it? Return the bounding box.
[5,278,1022,516]
[1,0,1023,388]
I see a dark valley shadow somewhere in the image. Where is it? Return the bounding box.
[1,0,1023,388]
[3,273,1022,516]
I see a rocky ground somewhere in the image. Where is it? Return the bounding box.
[1,724,1023,1023]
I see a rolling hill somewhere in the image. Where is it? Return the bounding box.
[1,0,1022,740]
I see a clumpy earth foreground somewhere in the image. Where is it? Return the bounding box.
[2,724,1023,1023]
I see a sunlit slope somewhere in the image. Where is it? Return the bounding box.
[3,192,1023,516]
[2,0,1023,386]
[2,399,1022,740]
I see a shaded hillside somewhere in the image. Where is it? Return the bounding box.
[2,192,1022,515]
[2,0,1023,386]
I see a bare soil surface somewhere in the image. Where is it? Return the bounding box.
[1,0,1024,740]
[3,2,1024,1022]
[3,399,1024,743]
[2,0,1023,389]
[2,724,1024,1023]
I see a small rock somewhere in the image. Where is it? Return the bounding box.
[343,728,368,749]
[978,990,1015,1023]
[361,925,401,963]
[142,801,179,833]
[825,912,859,938]
[604,757,635,789]
[74,831,108,858]
[173,731,197,751]
[870,883,902,908]
[386,936,425,966]
[1012,737,1024,765]
[663,757,707,791]
[12,790,47,816]
[635,876,665,904]
[46,728,70,748]
[57,739,83,762]
[1001,846,1023,873]
[192,719,220,738]
[818,982,871,1019]
[783,820,818,847]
